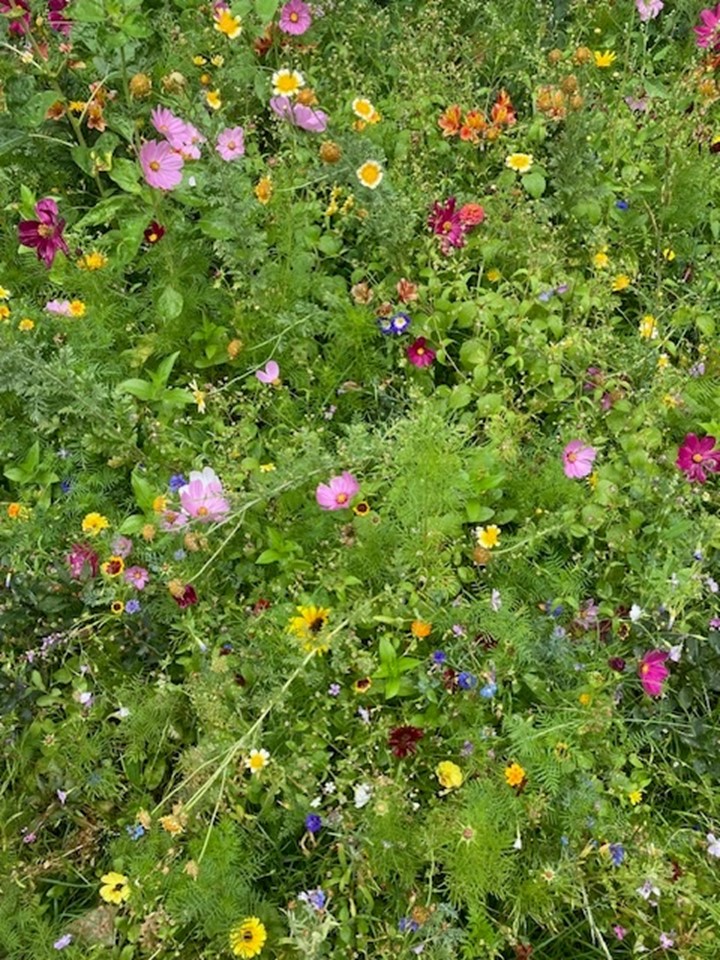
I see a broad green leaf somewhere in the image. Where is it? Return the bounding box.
[158,287,184,320]
[117,378,154,401]
[521,171,546,199]
[255,0,280,20]
[108,158,141,194]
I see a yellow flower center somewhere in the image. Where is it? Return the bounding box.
[197,505,209,516]
[641,663,650,675]
[290,11,298,20]
[692,453,704,463]
[416,347,425,355]
[568,452,577,462]
[336,493,348,504]
[150,160,160,171]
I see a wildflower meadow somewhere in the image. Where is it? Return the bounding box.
[2,0,720,957]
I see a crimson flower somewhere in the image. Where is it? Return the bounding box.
[0,0,30,35]
[66,543,99,580]
[388,725,425,758]
[676,433,720,483]
[173,584,198,608]
[428,197,466,254]
[18,198,69,268]
[638,650,669,697]
[144,221,165,244]
[695,3,720,48]
[407,337,436,368]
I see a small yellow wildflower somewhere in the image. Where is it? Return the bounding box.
[411,619,432,638]
[352,97,380,123]
[594,50,617,68]
[69,100,86,113]
[662,393,681,408]
[662,247,676,261]
[18,318,34,331]
[505,762,527,787]
[214,8,242,39]
[592,249,610,269]
[245,748,270,775]
[192,55,207,66]
[259,463,276,472]
[159,804,187,835]
[657,353,670,369]
[486,268,501,282]
[628,789,643,805]
[254,175,273,205]
[229,917,267,959]
[579,692,592,706]
[436,761,463,790]
[0,305,10,321]
[189,379,207,413]
[77,250,108,270]
[206,89,222,110]
[356,160,384,189]
[588,471,599,490]
[211,54,225,67]
[82,512,110,535]
[7,503,24,519]
[476,525,501,549]
[639,314,658,339]
[99,872,130,905]
[69,300,86,317]
[505,152,534,173]
[0,285,10,299]
[611,274,631,292]
[271,68,305,98]
[152,495,168,513]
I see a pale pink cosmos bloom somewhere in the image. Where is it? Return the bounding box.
[168,121,206,160]
[695,3,720,48]
[636,0,663,22]
[179,467,230,522]
[316,472,359,510]
[140,140,184,190]
[562,440,596,479]
[256,360,280,384]
[151,106,187,142]
[216,126,245,161]
[279,0,312,35]
[124,566,149,590]
[270,96,328,133]
[45,299,72,316]
[639,650,670,697]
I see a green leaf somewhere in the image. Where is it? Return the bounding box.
[107,158,141,194]
[521,171,546,198]
[117,378,154,401]
[70,0,105,21]
[131,470,156,512]
[154,352,180,386]
[256,550,281,564]
[21,92,63,128]
[158,287,184,320]
[448,383,472,410]
[254,0,280,20]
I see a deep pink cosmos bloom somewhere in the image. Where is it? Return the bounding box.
[316,472,359,510]
[428,197,466,254]
[66,543,99,580]
[140,140,184,190]
[270,96,328,133]
[48,0,72,34]
[124,566,149,590]
[216,126,245,161]
[0,0,30,35]
[173,584,198,608]
[407,337,436,368]
[636,0,663,22]
[256,360,280,384]
[178,467,230,522]
[695,4,720,48]
[562,440,596,479]
[18,198,70,268]
[676,433,720,483]
[279,0,312,34]
[639,650,669,697]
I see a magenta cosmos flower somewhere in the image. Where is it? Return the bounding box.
[676,433,720,483]
[256,360,280,384]
[695,3,720,48]
[279,0,312,34]
[639,650,669,697]
[179,467,230,522]
[562,440,596,479]
[0,0,30,35]
[407,337,436,368]
[48,0,72,34]
[270,96,328,133]
[18,198,70,268]
[428,197,466,254]
[216,126,245,161]
[140,140,184,190]
[316,472,359,510]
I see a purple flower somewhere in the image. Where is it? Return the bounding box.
[625,95,649,112]
[695,4,720,49]
[18,198,70,268]
[169,473,186,492]
[328,683,341,696]
[53,934,73,950]
[613,926,627,941]
[279,0,312,35]
[66,543,99,580]
[125,566,149,590]
[0,0,30,35]
[298,888,326,910]
[125,599,141,614]
[216,126,245,161]
[676,433,720,484]
[616,199,629,210]
[111,535,133,558]
[48,0,72,34]
[636,0,663,21]
[256,360,280,384]
[305,813,322,834]
[458,671,477,690]
[609,843,625,866]
[428,197,466,254]
[398,918,420,933]
[431,651,447,665]
[270,96,328,133]
[659,932,675,950]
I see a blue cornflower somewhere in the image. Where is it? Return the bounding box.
[457,671,477,690]
[125,599,141,614]
[538,289,554,302]
[299,888,326,911]
[60,479,72,494]
[126,823,145,840]
[431,650,447,665]
[168,473,186,492]
[173,549,186,561]
[480,681,497,699]
[609,842,625,867]
[305,813,322,834]
[389,311,411,334]
[398,917,420,933]
[377,316,394,334]
[615,200,629,210]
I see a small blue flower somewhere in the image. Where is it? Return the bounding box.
[538,289,554,302]
[299,888,326,911]
[480,681,497,699]
[173,549,186,561]
[305,813,322,834]
[390,311,411,334]
[398,917,420,933]
[460,739,475,756]
[377,316,394,334]
[609,842,625,867]
[60,479,72,494]
[457,671,477,690]
[125,599,141,614]
[169,473,186,492]
[53,934,73,950]
[615,199,629,210]
[126,823,145,840]
[431,650,447,665]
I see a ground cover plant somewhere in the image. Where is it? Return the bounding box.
[1,0,720,956]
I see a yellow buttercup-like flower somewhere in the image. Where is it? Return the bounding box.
[352,97,380,123]
[82,512,110,535]
[214,8,242,39]
[592,249,609,269]
[245,749,270,775]
[99,872,130,905]
[255,175,273,205]
[18,318,35,331]
[436,761,463,790]
[594,50,617,68]
[206,89,222,111]
[476,525,501,549]
[505,152,533,173]
[611,274,631,292]
[639,314,658,339]
[229,917,267,959]
[505,762,527,787]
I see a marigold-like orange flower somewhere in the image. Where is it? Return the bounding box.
[438,103,462,137]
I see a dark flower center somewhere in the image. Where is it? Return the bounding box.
[309,616,324,633]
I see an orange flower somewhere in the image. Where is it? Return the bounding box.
[459,109,486,143]
[438,104,462,137]
[411,620,432,638]
[490,88,516,126]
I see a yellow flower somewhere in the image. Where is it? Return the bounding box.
[69,300,86,317]
[353,500,370,516]
[436,761,463,790]
[69,100,86,113]
[504,762,526,787]
[7,502,23,519]
[594,50,617,68]
[353,676,372,693]
[152,495,168,512]
[272,68,305,97]
[77,250,107,270]
[214,8,242,39]
[206,89,222,110]
[662,392,680,408]
[288,605,331,652]
[639,314,658,339]
[110,600,124,615]
[356,160,384,189]
[254,175,273,205]
[229,917,267,959]
[189,378,207,413]
[505,152,533,173]
[245,749,270,775]
[0,285,10,299]
[587,470,598,490]
[592,249,609,269]
[411,619,432,638]
[662,247,675,261]
[259,463,276,472]
[657,353,670,369]
[579,691,592,706]
[486,268,501,282]
[0,304,10,321]
[211,54,225,67]
[476,525,501,549]
[18,318,34,331]
[99,872,130,905]
[352,97,378,121]
[628,789,643,805]
[611,274,631,292]
[82,512,110,535]
[192,55,207,66]
[159,805,187,835]
[101,555,125,577]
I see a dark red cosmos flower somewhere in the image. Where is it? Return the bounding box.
[48,0,71,34]
[18,198,70,268]
[0,0,30,35]
[144,220,165,244]
[173,584,198,608]
[388,725,425,758]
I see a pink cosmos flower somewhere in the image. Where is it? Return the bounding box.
[18,198,70,268]
[0,0,30,35]
[676,433,720,483]
[695,3,720,48]
[124,566,149,590]
[256,360,280,384]
[168,121,206,160]
[216,126,245,161]
[140,140,184,190]
[562,440,596,479]
[151,106,187,143]
[45,299,72,316]
[316,472,359,510]
[639,650,669,697]
[428,197,466,254]
[160,509,188,531]
[270,96,328,133]
[636,0,663,21]
[407,337,436,368]
[66,543,99,579]
[48,0,72,34]
[279,0,312,34]
[178,467,230,522]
